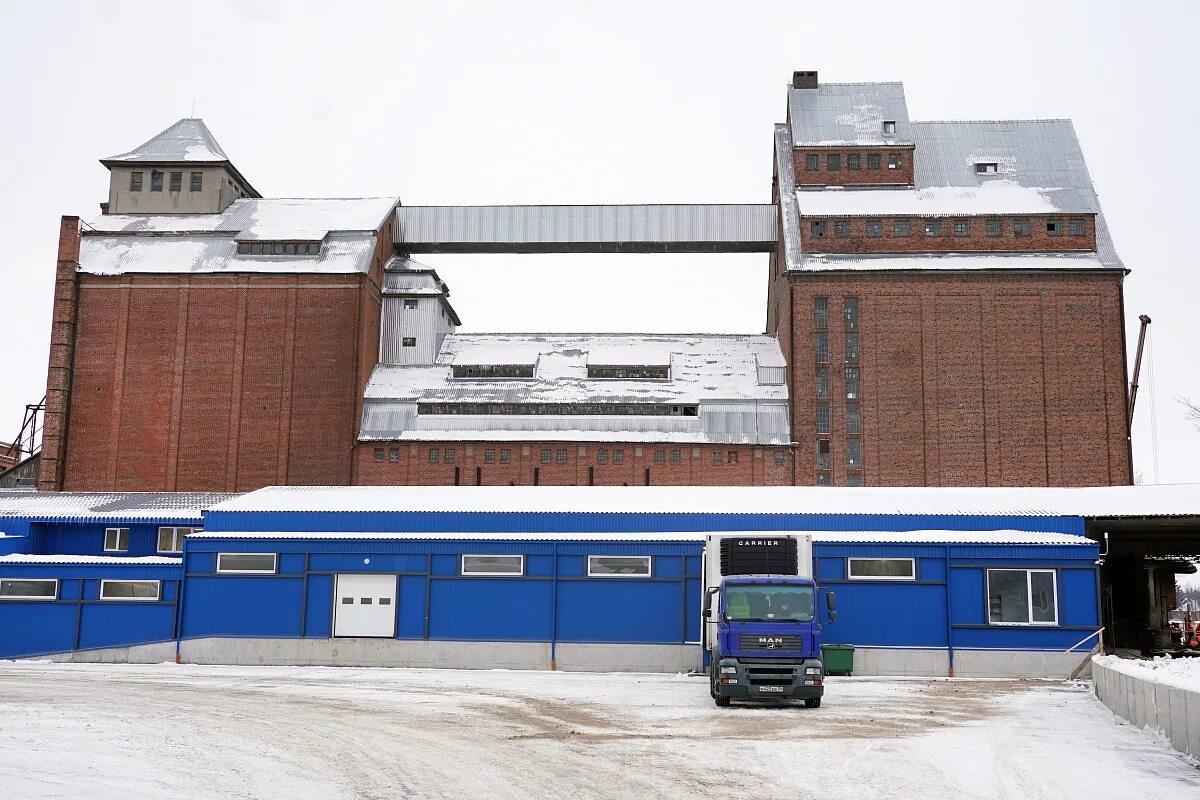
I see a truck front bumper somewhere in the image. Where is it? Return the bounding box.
[715,658,824,700]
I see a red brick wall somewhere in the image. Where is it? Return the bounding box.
[784,271,1131,487]
[793,146,915,187]
[799,215,1097,254]
[58,273,375,491]
[37,217,82,490]
[355,442,796,487]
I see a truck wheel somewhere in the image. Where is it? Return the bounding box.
[715,695,731,707]
[804,697,821,709]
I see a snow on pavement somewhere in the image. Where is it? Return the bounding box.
[0,662,1197,799]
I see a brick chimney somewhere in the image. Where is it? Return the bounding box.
[792,70,818,89]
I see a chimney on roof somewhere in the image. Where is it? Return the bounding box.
[792,70,818,89]
[99,202,110,215]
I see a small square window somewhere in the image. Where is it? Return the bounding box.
[810,221,827,237]
[773,451,786,465]
[1014,218,1031,237]
[847,154,861,170]
[389,447,399,463]
[805,154,819,171]
[556,449,567,463]
[888,153,902,169]
[444,448,456,462]
[924,219,942,237]
[150,170,164,192]
[129,171,143,192]
[103,527,129,553]
[827,154,841,171]
[654,450,664,464]
[1046,219,1062,236]
[670,449,681,464]
[975,162,999,174]
[816,473,832,486]
[728,450,738,465]
[865,220,882,238]
[500,449,511,463]
[374,447,385,462]
[190,172,203,192]
[834,221,850,238]
[485,449,496,463]
[429,448,439,463]
[403,299,419,309]
[1069,219,1085,236]
[893,219,911,237]
[402,337,417,347]
[712,451,723,465]
[867,153,881,170]
[816,439,831,470]
[613,449,625,464]
[597,447,608,464]
[953,219,970,237]
[169,172,182,192]
[882,120,896,135]
[541,449,552,463]
[986,219,1002,237]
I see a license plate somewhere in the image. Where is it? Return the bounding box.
[757,686,784,693]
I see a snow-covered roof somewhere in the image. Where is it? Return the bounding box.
[383,257,449,296]
[795,181,1084,217]
[78,198,397,276]
[0,554,182,565]
[103,119,228,163]
[798,252,1112,272]
[0,491,234,520]
[207,483,1200,519]
[788,82,914,146]
[360,334,790,445]
[190,528,1092,546]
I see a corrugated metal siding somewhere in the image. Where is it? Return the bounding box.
[379,297,452,364]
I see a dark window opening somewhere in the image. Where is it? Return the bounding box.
[417,402,698,417]
[1014,218,1031,237]
[428,448,439,463]
[613,449,625,464]
[816,403,831,435]
[388,447,399,463]
[190,172,203,192]
[826,154,841,171]
[888,153,902,169]
[402,337,417,347]
[867,153,881,170]
[451,364,535,379]
[893,219,911,237]
[169,172,182,192]
[805,153,819,170]
[844,332,860,363]
[844,297,859,330]
[1046,219,1062,236]
[817,439,831,471]
[953,219,970,237]
[924,219,942,237]
[986,218,1002,237]
[150,170,164,192]
[1069,219,1085,236]
[373,448,384,462]
[810,220,827,238]
[540,449,552,463]
[847,154,861,170]
[814,297,829,330]
[129,172,143,192]
[587,365,669,380]
[834,220,850,238]
[814,332,829,364]
[865,220,882,238]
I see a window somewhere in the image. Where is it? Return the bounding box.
[844,367,860,399]
[810,220,827,237]
[597,448,608,464]
[429,448,439,463]
[540,449,552,463]
[500,449,511,463]
[834,220,850,238]
[728,450,739,465]
[815,402,831,435]
[846,402,862,435]
[888,153,902,169]
[451,364,535,379]
[1069,219,1085,236]
[815,366,830,399]
[100,580,160,601]
[150,170,164,192]
[816,439,831,470]
[389,447,399,463]
[556,449,567,464]
[813,297,829,330]
[461,555,524,576]
[373,447,384,462]
[588,555,651,577]
[104,527,129,553]
[216,553,277,574]
[867,153,881,170]
[816,474,832,486]
[444,448,455,462]
[0,579,57,600]
[402,337,417,347]
[712,451,723,465]
[848,558,915,580]
[847,154,861,170]
[588,365,670,380]
[670,449,681,464]
[404,299,419,309]
[844,332,860,363]
[847,438,862,470]
[1014,218,1031,237]
[1046,219,1062,236]
[882,120,896,135]
[846,474,863,486]
[129,171,143,192]
[190,172,203,192]
[485,449,496,463]
[654,449,665,464]
[814,332,829,364]
[805,153,819,171]
[924,219,942,237]
[827,154,841,171]
[169,171,183,192]
[844,297,859,330]
[773,451,787,465]
[953,219,970,237]
[986,218,1002,237]
[865,220,882,238]
[157,526,191,554]
[893,219,911,237]
[975,162,999,174]
[987,569,1058,625]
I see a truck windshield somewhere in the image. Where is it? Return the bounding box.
[724,585,815,623]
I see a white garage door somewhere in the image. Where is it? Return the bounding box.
[334,574,397,638]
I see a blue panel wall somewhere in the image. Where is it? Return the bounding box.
[557,580,683,643]
[31,520,199,557]
[397,576,427,638]
[0,602,79,658]
[304,574,333,638]
[821,583,947,647]
[182,577,304,637]
[78,603,177,650]
[429,579,552,640]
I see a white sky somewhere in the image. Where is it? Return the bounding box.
[0,0,1196,483]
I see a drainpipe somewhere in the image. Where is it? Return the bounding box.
[174,537,189,665]
[944,544,954,678]
[550,542,559,670]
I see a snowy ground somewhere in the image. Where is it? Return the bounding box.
[1095,653,1200,692]
[1,663,1198,799]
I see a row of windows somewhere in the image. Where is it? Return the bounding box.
[0,579,162,601]
[416,403,699,417]
[814,404,863,438]
[813,297,857,331]
[816,367,861,400]
[373,447,789,467]
[815,296,864,485]
[236,241,323,256]
[451,364,536,379]
[810,217,1087,239]
[814,437,862,474]
[129,170,203,193]
[103,526,195,554]
[814,333,859,364]
[804,152,903,171]
[460,554,652,577]
[444,365,672,381]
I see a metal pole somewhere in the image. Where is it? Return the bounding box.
[1127,314,1152,432]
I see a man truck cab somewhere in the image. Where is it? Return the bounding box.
[703,534,835,708]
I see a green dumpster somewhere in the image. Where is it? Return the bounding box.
[822,644,854,676]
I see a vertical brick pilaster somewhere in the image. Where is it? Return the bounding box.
[37,216,81,491]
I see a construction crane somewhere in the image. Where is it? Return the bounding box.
[1127,315,1152,433]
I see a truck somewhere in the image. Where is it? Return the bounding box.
[703,533,836,708]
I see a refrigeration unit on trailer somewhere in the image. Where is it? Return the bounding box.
[703,533,835,707]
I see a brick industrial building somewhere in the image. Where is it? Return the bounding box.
[38,72,1133,491]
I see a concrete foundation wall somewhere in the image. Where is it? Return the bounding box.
[1092,659,1200,758]
[851,648,1089,679]
[38,641,177,664]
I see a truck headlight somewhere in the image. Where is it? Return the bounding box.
[720,666,738,674]
[805,667,822,675]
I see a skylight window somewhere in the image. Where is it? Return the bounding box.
[587,365,669,380]
[237,241,322,256]
[882,120,896,135]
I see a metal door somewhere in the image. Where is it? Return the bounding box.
[333,574,397,637]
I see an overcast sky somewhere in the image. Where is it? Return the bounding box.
[1,0,1196,484]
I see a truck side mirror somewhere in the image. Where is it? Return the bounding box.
[829,610,838,621]
[704,586,719,619]
[826,591,837,612]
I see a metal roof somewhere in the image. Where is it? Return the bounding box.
[394,205,776,253]
[798,252,1114,272]
[0,491,236,520]
[103,118,229,163]
[788,82,914,146]
[0,554,182,565]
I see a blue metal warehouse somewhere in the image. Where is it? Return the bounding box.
[9,485,1190,677]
